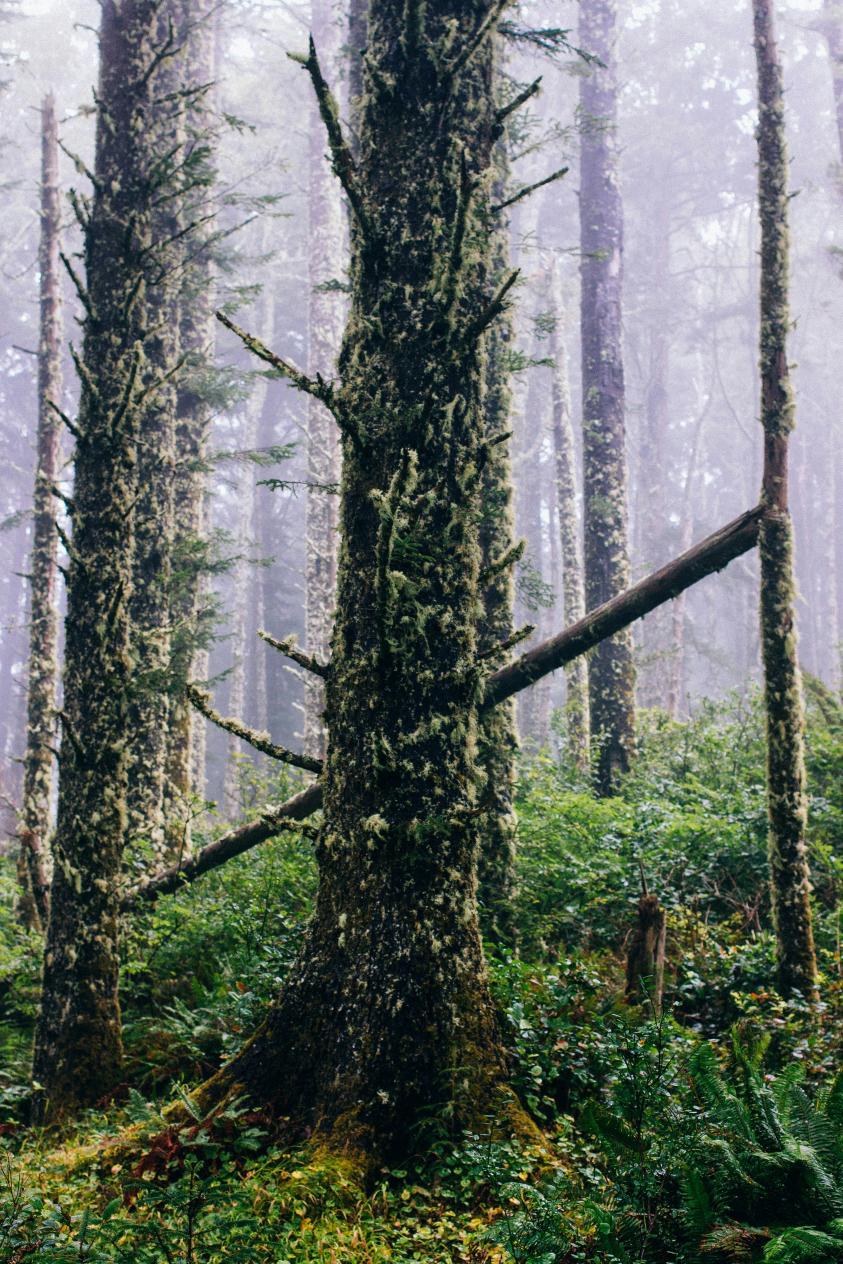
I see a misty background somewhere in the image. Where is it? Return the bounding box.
[1,0,840,829]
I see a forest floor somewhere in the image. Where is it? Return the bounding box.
[2,688,843,1262]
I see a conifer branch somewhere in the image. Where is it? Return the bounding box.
[466,269,520,343]
[479,538,525,586]
[259,629,329,678]
[491,166,568,214]
[186,683,323,773]
[448,0,514,78]
[60,252,94,320]
[216,310,335,407]
[477,623,535,662]
[495,77,542,124]
[291,37,372,240]
[47,400,82,441]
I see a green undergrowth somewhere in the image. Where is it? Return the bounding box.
[0,688,842,1259]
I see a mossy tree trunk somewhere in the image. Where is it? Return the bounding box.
[201,0,526,1163]
[753,0,817,998]
[18,94,62,933]
[126,4,183,860]
[476,137,519,948]
[32,0,170,1120]
[165,0,218,822]
[549,264,590,771]
[578,0,636,795]
[304,0,345,760]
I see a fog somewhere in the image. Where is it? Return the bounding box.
[1,0,840,825]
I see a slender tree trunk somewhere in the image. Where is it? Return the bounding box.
[754,0,817,998]
[223,294,274,817]
[17,94,62,933]
[666,398,706,719]
[32,0,166,1120]
[167,0,218,821]
[550,265,590,769]
[126,7,182,858]
[304,0,344,759]
[194,2,531,1165]
[476,138,519,948]
[579,0,636,795]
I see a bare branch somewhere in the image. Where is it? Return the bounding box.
[187,683,322,773]
[259,629,329,678]
[483,506,763,710]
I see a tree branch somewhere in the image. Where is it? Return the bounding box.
[483,506,763,710]
[216,310,334,407]
[290,36,372,239]
[259,629,328,678]
[187,684,322,773]
[491,166,568,215]
[124,782,323,907]
[126,506,763,904]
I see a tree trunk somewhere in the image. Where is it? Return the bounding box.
[625,889,666,1013]
[126,6,182,859]
[32,0,167,1120]
[753,0,817,998]
[476,138,519,948]
[579,0,636,795]
[18,95,62,933]
[550,265,590,770]
[167,0,218,825]
[223,290,275,817]
[304,0,345,759]
[194,1,528,1164]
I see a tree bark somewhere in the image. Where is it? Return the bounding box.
[189,2,525,1164]
[476,136,519,948]
[304,0,344,759]
[18,94,62,933]
[753,0,817,998]
[223,286,275,818]
[550,264,590,770]
[579,0,636,795]
[32,0,168,1120]
[126,5,182,859]
[167,0,218,824]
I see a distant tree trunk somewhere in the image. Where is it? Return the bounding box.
[194,2,532,1165]
[636,202,672,711]
[167,0,218,822]
[17,94,62,933]
[32,0,166,1120]
[304,0,344,759]
[347,0,368,144]
[223,292,274,817]
[754,0,817,998]
[579,0,636,795]
[126,7,182,858]
[821,0,843,163]
[476,140,518,948]
[550,266,590,770]
[666,401,706,719]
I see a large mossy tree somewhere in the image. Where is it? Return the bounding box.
[197,0,532,1164]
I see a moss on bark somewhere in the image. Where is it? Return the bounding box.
[18,95,62,933]
[192,0,535,1163]
[753,0,817,998]
[578,0,636,796]
[32,0,190,1121]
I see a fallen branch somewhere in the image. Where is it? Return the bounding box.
[125,781,323,907]
[483,505,763,710]
[127,506,762,905]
